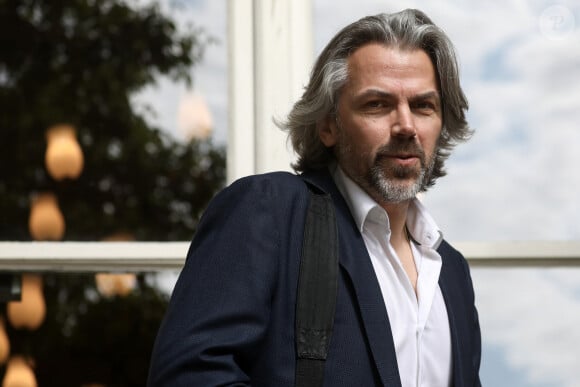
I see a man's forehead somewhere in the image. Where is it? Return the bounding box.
[344,43,439,95]
[347,43,433,70]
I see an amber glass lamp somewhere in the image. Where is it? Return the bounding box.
[45,124,84,180]
[0,318,10,365]
[95,233,137,297]
[28,193,65,241]
[7,274,46,331]
[2,356,37,387]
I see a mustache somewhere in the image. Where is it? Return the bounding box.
[375,139,426,162]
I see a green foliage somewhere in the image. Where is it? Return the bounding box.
[0,0,226,385]
[0,0,226,241]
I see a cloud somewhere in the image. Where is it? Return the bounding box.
[473,268,580,387]
[415,2,580,241]
[312,1,580,241]
[315,2,580,385]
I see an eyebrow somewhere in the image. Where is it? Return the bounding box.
[409,91,441,103]
[356,89,440,102]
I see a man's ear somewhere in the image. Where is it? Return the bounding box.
[317,114,338,147]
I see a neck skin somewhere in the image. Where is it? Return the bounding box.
[358,177,411,247]
[384,199,418,293]
[383,201,410,247]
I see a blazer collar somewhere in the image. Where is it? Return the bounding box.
[302,169,402,387]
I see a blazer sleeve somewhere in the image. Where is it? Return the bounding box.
[147,177,282,386]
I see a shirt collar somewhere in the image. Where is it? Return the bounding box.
[407,196,443,249]
[330,164,443,249]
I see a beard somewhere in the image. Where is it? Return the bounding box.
[336,135,437,204]
[369,142,436,202]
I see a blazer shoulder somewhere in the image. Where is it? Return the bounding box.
[438,239,472,274]
[438,239,464,260]
[202,172,310,227]
[227,171,307,196]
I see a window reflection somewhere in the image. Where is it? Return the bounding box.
[0,271,176,386]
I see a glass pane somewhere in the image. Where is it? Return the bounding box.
[0,0,227,241]
[473,267,580,387]
[0,271,176,386]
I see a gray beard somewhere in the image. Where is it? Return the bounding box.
[368,155,434,203]
[333,118,437,204]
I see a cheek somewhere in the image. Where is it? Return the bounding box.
[349,121,389,149]
[345,133,379,157]
[424,135,439,152]
[420,125,442,152]
[337,115,391,159]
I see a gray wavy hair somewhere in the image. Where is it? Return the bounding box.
[277,9,472,188]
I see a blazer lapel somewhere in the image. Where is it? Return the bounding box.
[302,170,402,387]
[438,242,466,387]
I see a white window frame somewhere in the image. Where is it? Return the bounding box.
[227,0,313,183]
[1,241,579,272]
[3,1,579,272]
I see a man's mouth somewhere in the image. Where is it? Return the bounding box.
[392,153,419,160]
[391,155,419,165]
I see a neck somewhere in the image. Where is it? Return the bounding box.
[385,199,418,293]
[383,200,411,246]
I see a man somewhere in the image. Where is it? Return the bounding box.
[148,9,481,387]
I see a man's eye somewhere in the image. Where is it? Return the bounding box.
[414,101,437,112]
[365,101,384,109]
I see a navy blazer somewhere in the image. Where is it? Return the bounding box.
[148,169,481,386]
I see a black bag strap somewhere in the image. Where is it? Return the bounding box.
[295,183,339,387]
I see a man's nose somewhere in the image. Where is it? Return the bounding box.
[391,104,416,137]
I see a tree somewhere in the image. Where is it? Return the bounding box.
[0,0,225,241]
[6,273,171,387]
[0,0,226,385]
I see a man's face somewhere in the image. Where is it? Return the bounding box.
[319,43,443,204]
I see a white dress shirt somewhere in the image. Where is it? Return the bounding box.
[332,166,452,387]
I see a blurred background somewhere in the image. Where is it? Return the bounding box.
[0,0,225,385]
[1,0,579,386]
